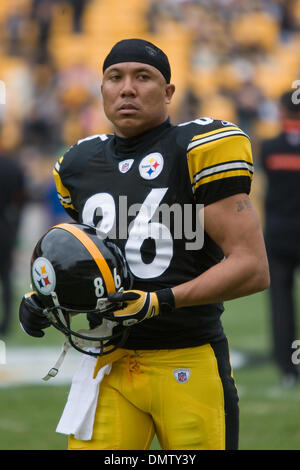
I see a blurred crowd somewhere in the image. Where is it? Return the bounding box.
[0,0,300,333]
[0,0,300,171]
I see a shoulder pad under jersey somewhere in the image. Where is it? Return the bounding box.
[55,133,112,176]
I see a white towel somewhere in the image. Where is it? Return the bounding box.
[56,353,111,441]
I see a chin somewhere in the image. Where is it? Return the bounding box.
[116,119,149,138]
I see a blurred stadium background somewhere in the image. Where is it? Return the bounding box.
[0,0,300,450]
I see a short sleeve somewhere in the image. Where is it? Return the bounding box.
[186,125,253,205]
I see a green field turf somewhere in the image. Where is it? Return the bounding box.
[0,284,299,450]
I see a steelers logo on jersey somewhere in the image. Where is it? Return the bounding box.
[32,257,56,295]
[139,153,164,180]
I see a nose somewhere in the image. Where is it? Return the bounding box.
[120,76,136,97]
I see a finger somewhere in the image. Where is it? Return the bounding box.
[30,329,45,338]
[33,319,51,328]
[122,292,141,301]
[108,291,141,303]
[107,292,124,303]
[23,298,45,318]
[21,324,45,338]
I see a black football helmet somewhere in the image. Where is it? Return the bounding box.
[30,222,133,360]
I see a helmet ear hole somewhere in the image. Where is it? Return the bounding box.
[30,223,132,356]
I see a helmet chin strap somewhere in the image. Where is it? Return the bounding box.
[42,320,119,381]
[42,293,123,381]
[49,291,68,324]
[42,340,71,381]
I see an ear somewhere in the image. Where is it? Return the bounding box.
[165,84,175,104]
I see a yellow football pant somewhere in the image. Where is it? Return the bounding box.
[68,339,239,450]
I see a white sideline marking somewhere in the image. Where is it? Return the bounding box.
[230,349,248,369]
[0,346,81,388]
[0,347,247,388]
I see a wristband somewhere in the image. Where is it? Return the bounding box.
[156,288,175,315]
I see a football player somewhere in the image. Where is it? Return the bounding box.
[19,38,270,450]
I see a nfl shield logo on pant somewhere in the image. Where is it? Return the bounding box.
[173,368,191,384]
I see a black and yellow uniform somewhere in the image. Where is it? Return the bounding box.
[54,117,253,450]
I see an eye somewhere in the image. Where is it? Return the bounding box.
[137,73,150,81]
[109,74,121,81]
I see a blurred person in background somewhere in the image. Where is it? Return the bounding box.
[261,89,300,388]
[0,149,26,336]
[31,0,55,63]
[66,0,90,34]
[5,5,28,57]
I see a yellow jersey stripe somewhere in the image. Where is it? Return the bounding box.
[188,128,249,152]
[193,168,253,192]
[187,132,253,186]
[54,155,64,172]
[190,126,244,142]
[53,168,76,211]
[53,223,116,294]
[192,160,253,186]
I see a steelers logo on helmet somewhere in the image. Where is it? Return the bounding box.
[29,223,133,358]
[30,222,132,310]
[32,257,56,295]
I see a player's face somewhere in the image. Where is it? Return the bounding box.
[101,62,175,138]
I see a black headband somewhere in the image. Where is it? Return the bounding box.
[102,39,171,83]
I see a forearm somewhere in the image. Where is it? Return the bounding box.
[172,252,269,308]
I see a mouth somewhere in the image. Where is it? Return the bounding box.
[118,103,139,114]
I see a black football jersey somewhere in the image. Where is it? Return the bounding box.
[53,117,253,349]
[261,126,300,253]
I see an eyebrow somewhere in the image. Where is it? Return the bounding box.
[106,66,154,75]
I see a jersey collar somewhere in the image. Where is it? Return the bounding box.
[113,118,172,159]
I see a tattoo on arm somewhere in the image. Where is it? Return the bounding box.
[236,198,252,212]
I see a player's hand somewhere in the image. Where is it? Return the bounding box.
[19,292,51,337]
[107,288,175,326]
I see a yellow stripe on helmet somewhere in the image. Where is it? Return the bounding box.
[53,223,116,294]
